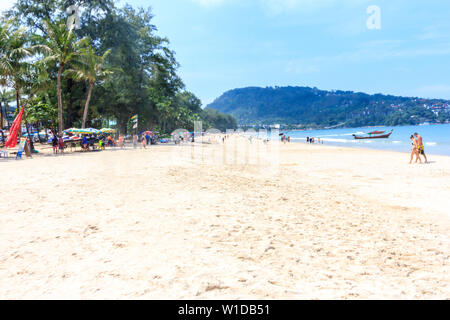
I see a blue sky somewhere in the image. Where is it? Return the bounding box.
[3,0,450,106]
[125,0,450,105]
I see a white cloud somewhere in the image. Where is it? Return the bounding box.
[262,0,336,14]
[0,0,15,13]
[285,61,320,74]
[191,0,370,13]
[191,0,227,7]
[303,40,450,66]
[415,23,450,41]
[416,85,450,99]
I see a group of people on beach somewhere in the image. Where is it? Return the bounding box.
[50,131,155,155]
[306,137,323,144]
[281,135,291,143]
[409,132,428,164]
[51,132,65,154]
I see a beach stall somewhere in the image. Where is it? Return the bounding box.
[60,128,101,151]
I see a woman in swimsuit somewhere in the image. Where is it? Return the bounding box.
[409,135,422,164]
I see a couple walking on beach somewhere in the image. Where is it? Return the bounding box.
[410,132,428,164]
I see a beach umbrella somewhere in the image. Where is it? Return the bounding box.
[63,128,82,134]
[64,128,100,135]
[83,128,100,134]
[100,128,116,134]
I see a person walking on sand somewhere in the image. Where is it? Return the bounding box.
[119,135,124,149]
[82,135,88,151]
[52,134,58,154]
[141,134,147,148]
[409,135,422,164]
[133,134,137,149]
[58,135,64,154]
[414,132,428,163]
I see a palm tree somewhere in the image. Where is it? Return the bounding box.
[40,19,87,133]
[0,88,14,129]
[0,19,10,81]
[66,45,111,128]
[0,20,43,112]
[0,88,14,146]
[0,19,49,149]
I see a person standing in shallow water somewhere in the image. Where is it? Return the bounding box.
[414,132,428,163]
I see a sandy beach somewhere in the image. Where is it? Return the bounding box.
[1,138,449,299]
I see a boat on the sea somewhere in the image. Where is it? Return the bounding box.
[353,129,393,140]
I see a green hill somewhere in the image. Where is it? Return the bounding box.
[206,86,450,128]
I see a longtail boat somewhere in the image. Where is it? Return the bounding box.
[353,129,393,140]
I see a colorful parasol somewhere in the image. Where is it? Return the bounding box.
[100,128,116,134]
[64,128,100,135]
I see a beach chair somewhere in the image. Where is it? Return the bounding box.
[16,148,23,160]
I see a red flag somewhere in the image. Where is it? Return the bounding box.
[5,107,24,148]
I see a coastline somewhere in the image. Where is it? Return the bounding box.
[1,139,449,299]
[283,123,450,157]
[290,139,450,158]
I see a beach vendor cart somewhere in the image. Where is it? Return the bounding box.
[62,128,101,151]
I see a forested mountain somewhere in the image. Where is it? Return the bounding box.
[207,86,450,128]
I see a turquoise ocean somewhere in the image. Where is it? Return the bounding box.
[283,124,450,156]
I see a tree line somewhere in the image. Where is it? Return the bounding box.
[0,0,237,144]
[207,86,450,128]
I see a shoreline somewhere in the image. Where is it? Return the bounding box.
[2,135,449,161]
[283,123,450,157]
[289,139,450,158]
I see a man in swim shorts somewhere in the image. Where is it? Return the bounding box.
[414,132,428,163]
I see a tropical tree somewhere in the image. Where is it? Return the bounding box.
[0,19,44,111]
[0,19,11,83]
[26,101,57,141]
[66,44,111,128]
[4,2,239,135]
[0,18,50,150]
[0,88,14,146]
[40,19,87,133]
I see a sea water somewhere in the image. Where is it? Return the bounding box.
[284,124,450,156]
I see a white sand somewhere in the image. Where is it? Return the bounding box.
[0,138,449,299]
